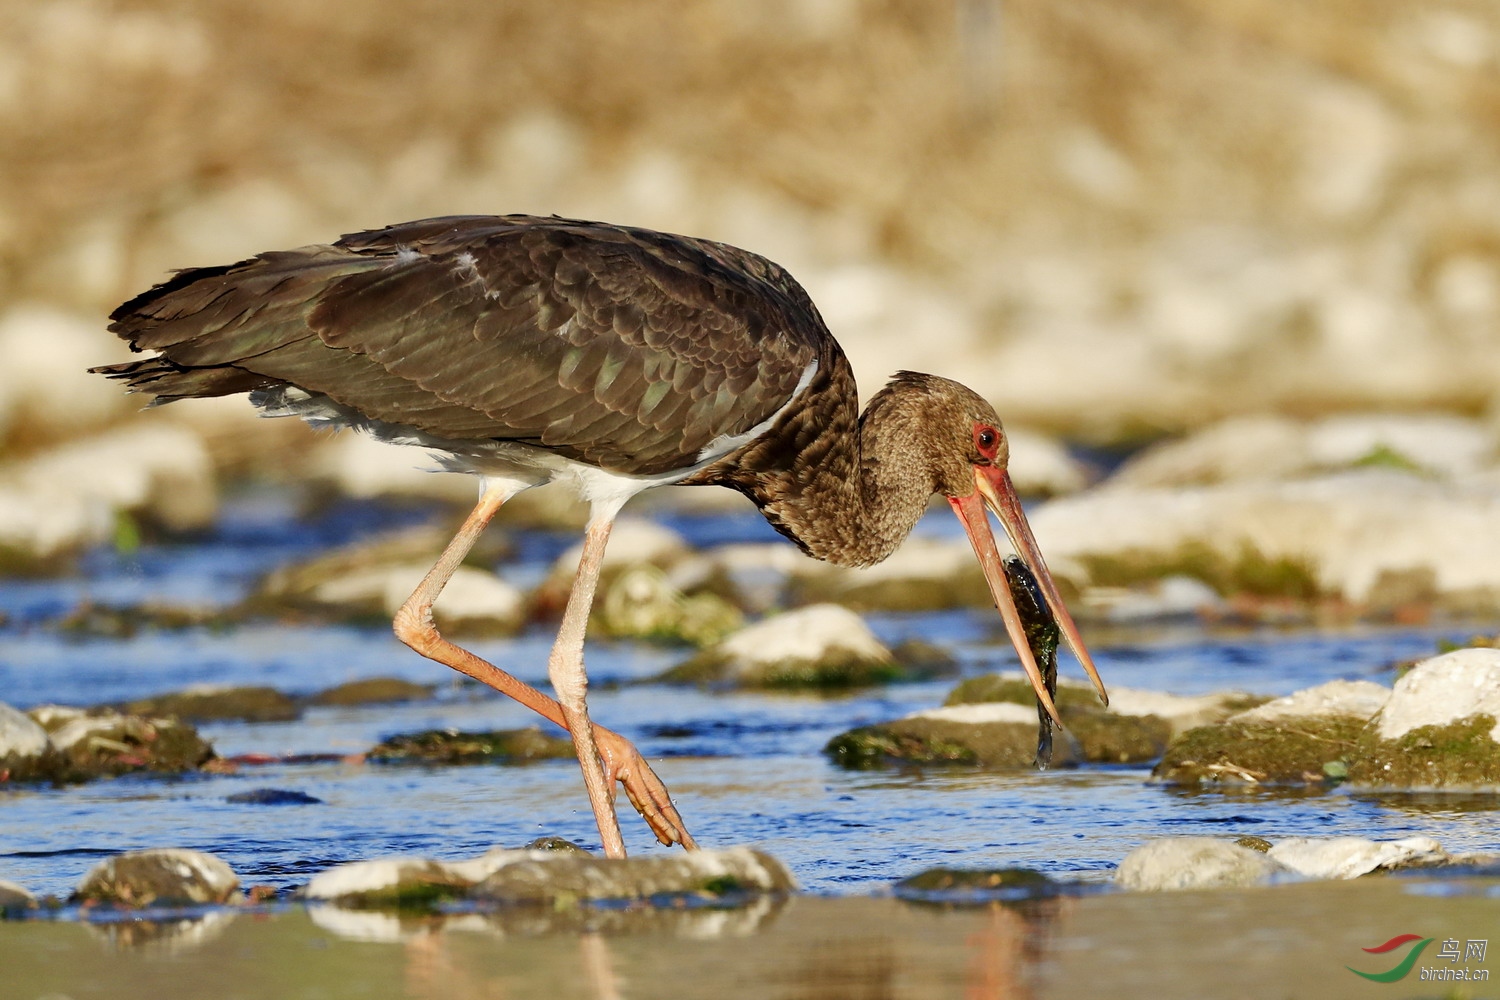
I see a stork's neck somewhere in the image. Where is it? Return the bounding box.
[708,360,937,568]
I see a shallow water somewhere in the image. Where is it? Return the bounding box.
[2,489,1498,901]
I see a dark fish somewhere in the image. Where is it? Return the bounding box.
[1003,556,1061,768]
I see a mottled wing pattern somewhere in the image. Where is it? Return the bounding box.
[100,215,826,476]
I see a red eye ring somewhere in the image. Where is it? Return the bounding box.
[973,423,1000,458]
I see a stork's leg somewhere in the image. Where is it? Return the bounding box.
[392,485,696,854]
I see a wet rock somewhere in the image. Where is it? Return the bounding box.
[1266,836,1448,879]
[307,677,436,707]
[1375,648,1500,742]
[893,866,1056,903]
[0,702,50,779]
[1153,715,1367,787]
[367,727,573,765]
[29,706,214,782]
[224,788,323,805]
[470,846,796,904]
[1116,838,1294,891]
[74,849,240,907]
[1231,679,1389,724]
[661,604,937,689]
[121,684,301,724]
[252,526,521,634]
[594,564,744,647]
[523,836,591,855]
[0,879,37,915]
[702,542,808,613]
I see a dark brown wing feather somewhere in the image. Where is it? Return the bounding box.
[99,215,828,476]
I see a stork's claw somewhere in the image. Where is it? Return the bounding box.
[594,727,698,850]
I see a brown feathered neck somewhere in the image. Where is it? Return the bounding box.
[695,364,986,568]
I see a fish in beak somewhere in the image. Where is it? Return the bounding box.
[947,465,1107,727]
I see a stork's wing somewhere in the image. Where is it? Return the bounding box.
[100,215,826,476]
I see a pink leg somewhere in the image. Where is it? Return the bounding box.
[392,485,697,854]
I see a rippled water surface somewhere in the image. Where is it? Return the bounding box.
[2,489,1497,900]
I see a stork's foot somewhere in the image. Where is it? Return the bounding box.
[594,727,698,851]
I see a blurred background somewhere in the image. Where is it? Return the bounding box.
[3,0,1500,564]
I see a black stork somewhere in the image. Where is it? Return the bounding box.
[94,215,1108,857]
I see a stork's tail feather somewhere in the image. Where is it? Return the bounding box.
[88,357,277,404]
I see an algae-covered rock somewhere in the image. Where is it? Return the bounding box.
[307,677,435,707]
[1348,715,1500,789]
[826,703,1063,770]
[367,727,573,765]
[302,857,479,909]
[1376,648,1500,742]
[940,674,1175,764]
[303,845,794,910]
[121,684,301,724]
[74,849,240,907]
[1116,837,1294,891]
[29,706,214,782]
[1153,715,1367,786]
[893,866,1055,903]
[594,564,744,647]
[662,604,942,689]
[471,846,796,904]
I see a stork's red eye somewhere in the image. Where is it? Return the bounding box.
[974,424,1000,459]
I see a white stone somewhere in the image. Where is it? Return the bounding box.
[0,305,130,438]
[1233,680,1391,724]
[307,433,479,503]
[1113,412,1495,488]
[78,848,239,901]
[713,604,890,668]
[909,703,1037,725]
[1115,838,1294,891]
[1267,836,1447,879]
[0,703,48,758]
[302,857,471,900]
[1104,686,1249,737]
[552,518,689,575]
[1376,648,1500,742]
[1081,576,1226,623]
[0,424,216,557]
[1028,470,1500,604]
[1006,426,1089,496]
